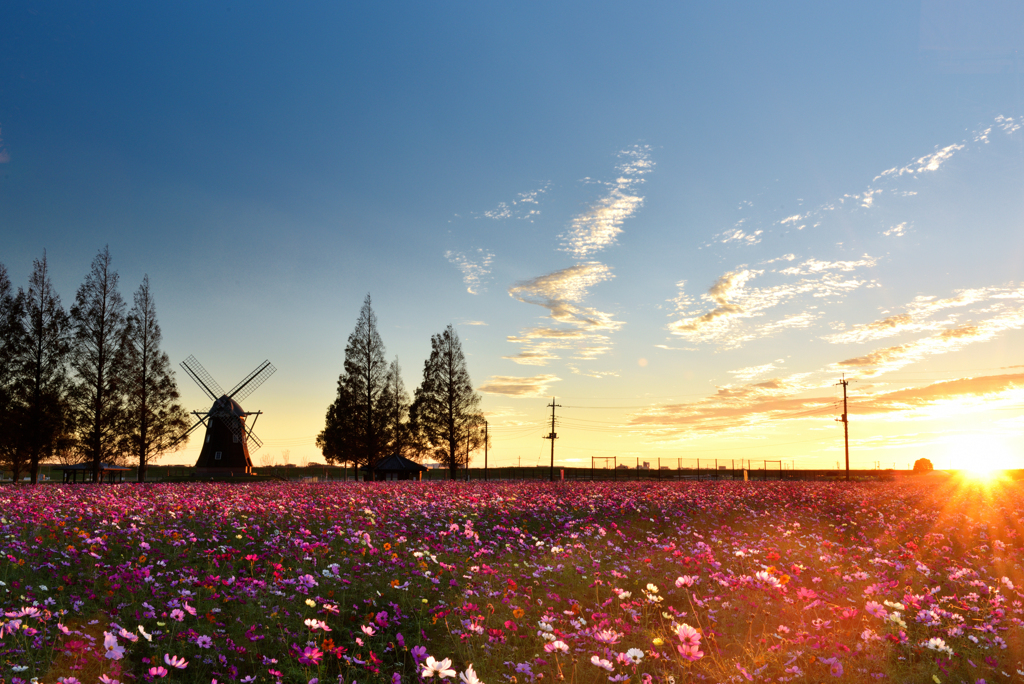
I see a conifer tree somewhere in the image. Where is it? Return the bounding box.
[380,357,414,459]
[122,275,189,482]
[0,263,28,481]
[69,246,129,481]
[317,294,390,479]
[16,253,73,484]
[410,324,485,480]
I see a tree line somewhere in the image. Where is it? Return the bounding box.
[0,248,188,484]
[317,294,487,481]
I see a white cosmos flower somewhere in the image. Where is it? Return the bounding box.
[459,664,483,684]
[422,656,457,679]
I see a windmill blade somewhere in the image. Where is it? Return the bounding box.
[246,429,263,451]
[227,360,276,403]
[181,356,224,400]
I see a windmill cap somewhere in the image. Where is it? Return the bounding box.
[213,395,246,416]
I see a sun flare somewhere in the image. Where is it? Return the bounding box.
[945,433,1017,480]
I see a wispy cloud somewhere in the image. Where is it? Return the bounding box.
[626,370,1024,439]
[560,145,653,259]
[728,360,785,382]
[566,364,619,378]
[477,182,551,221]
[717,226,764,245]
[509,263,622,329]
[874,143,965,180]
[445,248,495,294]
[668,262,874,349]
[829,287,1024,376]
[505,263,622,364]
[824,286,1022,345]
[778,255,878,276]
[478,374,561,397]
[883,222,908,237]
[712,117,1019,254]
[626,374,827,437]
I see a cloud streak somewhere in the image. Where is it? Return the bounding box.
[445,248,495,294]
[478,374,561,397]
[560,145,652,259]
[505,263,622,364]
[477,182,551,221]
[626,371,1024,439]
[668,261,875,349]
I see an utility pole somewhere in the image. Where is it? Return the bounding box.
[484,421,488,482]
[543,397,560,481]
[837,376,850,481]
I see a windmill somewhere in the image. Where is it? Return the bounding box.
[179,355,276,474]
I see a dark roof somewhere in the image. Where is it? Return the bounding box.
[213,395,246,417]
[361,454,428,472]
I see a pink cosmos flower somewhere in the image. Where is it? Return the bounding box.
[675,575,697,588]
[865,601,887,619]
[676,623,704,661]
[148,666,168,678]
[103,632,125,660]
[305,618,331,631]
[544,640,569,654]
[819,656,844,677]
[164,653,188,669]
[593,628,622,645]
[298,646,323,666]
[590,656,614,671]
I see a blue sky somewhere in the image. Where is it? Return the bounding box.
[2,1,1023,470]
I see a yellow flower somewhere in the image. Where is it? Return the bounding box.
[306,599,316,608]
[932,677,941,684]
[652,637,664,647]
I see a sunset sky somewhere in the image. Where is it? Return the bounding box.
[2,1,1024,472]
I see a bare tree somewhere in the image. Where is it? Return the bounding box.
[280,449,291,466]
[69,246,129,482]
[122,275,189,482]
[258,452,275,468]
[317,294,390,479]
[410,325,485,480]
[13,253,73,484]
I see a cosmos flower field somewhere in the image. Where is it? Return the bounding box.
[1,479,1022,684]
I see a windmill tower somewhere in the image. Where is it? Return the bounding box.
[179,356,276,475]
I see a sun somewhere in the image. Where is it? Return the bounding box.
[945,433,1017,480]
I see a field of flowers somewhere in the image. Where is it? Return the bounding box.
[1,477,1022,684]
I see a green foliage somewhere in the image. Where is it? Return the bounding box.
[410,325,485,479]
[318,294,391,472]
[121,275,189,482]
[69,246,130,475]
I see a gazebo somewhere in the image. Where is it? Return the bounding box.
[55,463,132,484]
[360,454,428,481]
